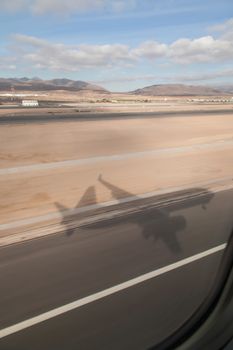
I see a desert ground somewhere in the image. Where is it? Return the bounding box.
[0,104,233,240]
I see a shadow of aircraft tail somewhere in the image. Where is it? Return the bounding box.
[54,185,97,236]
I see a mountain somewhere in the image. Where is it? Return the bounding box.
[1,79,232,96]
[131,84,228,96]
[214,84,233,94]
[0,78,109,93]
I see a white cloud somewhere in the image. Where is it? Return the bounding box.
[6,32,233,72]
[132,41,168,59]
[10,34,135,71]
[13,34,48,47]
[2,16,233,74]
[132,34,233,64]
[211,18,233,32]
[210,18,233,41]
[169,35,233,63]
[131,20,233,64]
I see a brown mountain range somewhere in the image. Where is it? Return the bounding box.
[0,78,232,96]
[131,83,229,96]
[0,78,109,93]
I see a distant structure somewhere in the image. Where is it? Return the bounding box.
[22,100,39,107]
[10,85,15,102]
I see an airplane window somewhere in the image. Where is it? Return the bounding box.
[0,1,233,349]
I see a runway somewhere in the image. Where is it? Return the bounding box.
[0,188,233,349]
[0,109,233,125]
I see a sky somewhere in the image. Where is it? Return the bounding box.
[0,0,233,91]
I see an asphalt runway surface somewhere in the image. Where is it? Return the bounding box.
[0,188,233,349]
[0,109,233,125]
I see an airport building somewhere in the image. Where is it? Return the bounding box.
[22,100,39,107]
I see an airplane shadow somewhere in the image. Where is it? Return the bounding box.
[55,174,215,254]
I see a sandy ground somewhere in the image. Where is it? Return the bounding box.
[1,113,233,168]
[0,108,233,237]
[1,147,233,225]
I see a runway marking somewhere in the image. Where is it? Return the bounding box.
[0,243,226,339]
[0,138,233,175]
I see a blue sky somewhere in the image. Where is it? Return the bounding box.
[0,0,233,91]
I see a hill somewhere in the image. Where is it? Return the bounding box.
[0,78,109,94]
[131,84,227,96]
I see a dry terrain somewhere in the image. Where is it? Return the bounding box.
[0,106,233,239]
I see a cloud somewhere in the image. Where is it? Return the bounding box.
[2,16,233,74]
[0,0,136,14]
[13,34,48,47]
[169,35,233,63]
[132,41,168,59]
[10,34,135,71]
[132,31,233,64]
[131,19,233,64]
[210,18,233,32]
[210,18,233,41]
[132,19,233,64]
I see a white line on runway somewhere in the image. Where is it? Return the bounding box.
[0,243,226,339]
[1,138,233,176]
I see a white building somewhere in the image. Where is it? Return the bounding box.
[22,100,39,107]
